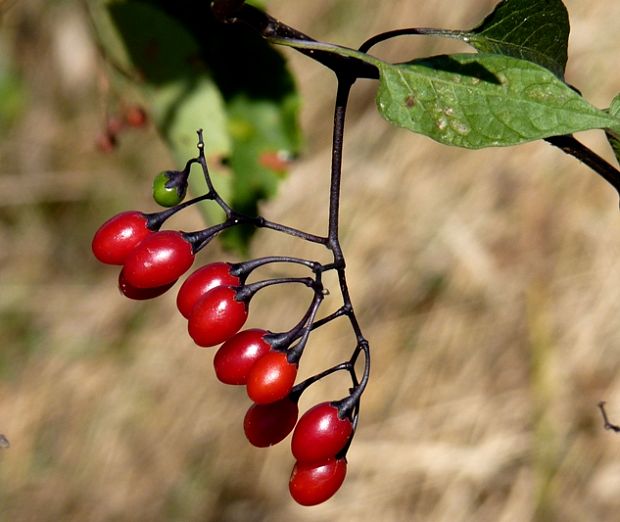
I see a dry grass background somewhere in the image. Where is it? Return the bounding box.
[2,0,620,520]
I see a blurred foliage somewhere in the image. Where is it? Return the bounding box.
[88,0,301,252]
[0,37,26,131]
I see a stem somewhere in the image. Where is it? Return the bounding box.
[328,77,354,249]
[545,135,620,200]
[267,285,325,351]
[251,215,328,244]
[235,276,317,302]
[598,401,620,433]
[327,76,368,345]
[287,290,325,364]
[230,256,321,278]
[321,75,371,421]
[195,129,328,244]
[211,3,379,78]
[336,340,371,419]
[310,306,350,331]
[205,4,375,453]
[196,129,235,216]
[290,361,352,401]
[144,192,215,230]
[185,221,236,253]
[359,27,468,53]
[267,37,384,71]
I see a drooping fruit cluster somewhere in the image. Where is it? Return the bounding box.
[92,131,369,505]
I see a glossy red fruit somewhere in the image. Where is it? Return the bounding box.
[118,269,176,300]
[122,230,194,289]
[177,262,240,319]
[246,350,297,405]
[213,329,271,385]
[291,402,353,464]
[289,457,347,506]
[92,211,152,265]
[243,397,299,447]
[187,286,248,347]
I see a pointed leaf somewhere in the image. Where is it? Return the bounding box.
[376,53,620,149]
[465,0,569,78]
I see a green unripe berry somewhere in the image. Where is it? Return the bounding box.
[152,170,187,207]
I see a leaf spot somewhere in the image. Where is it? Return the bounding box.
[450,120,470,135]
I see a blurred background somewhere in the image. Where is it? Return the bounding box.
[2,0,620,520]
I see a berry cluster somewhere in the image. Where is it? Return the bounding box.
[92,130,369,506]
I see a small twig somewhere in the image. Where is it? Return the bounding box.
[598,401,620,433]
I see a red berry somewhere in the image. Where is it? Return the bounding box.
[187,286,248,347]
[95,131,117,153]
[177,262,240,319]
[124,105,148,128]
[291,402,353,464]
[243,397,299,447]
[213,329,271,385]
[123,230,194,288]
[118,269,176,300]
[106,115,124,136]
[92,211,152,265]
[246,350,297,405]
[289,457,347,506]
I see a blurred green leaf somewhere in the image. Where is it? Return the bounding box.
[464,0,569,79]
[246,0,267,8]
[606,94,620,166]
[88,0,301,252]
[376,53,620,149]
[89,0,231,227]
[0,58,26,131]
[222,93,300,251]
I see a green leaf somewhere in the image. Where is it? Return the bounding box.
[0,58,26,132]
[90,0,232,225]
[465,0,569,79]
[376,53,620,149]
[88,0,301,252]
[221,93,300,252]
[606,95,620,166]
[246,0,267,8]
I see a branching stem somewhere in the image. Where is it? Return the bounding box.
[598,401,620,433]
[205,0,620,444]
